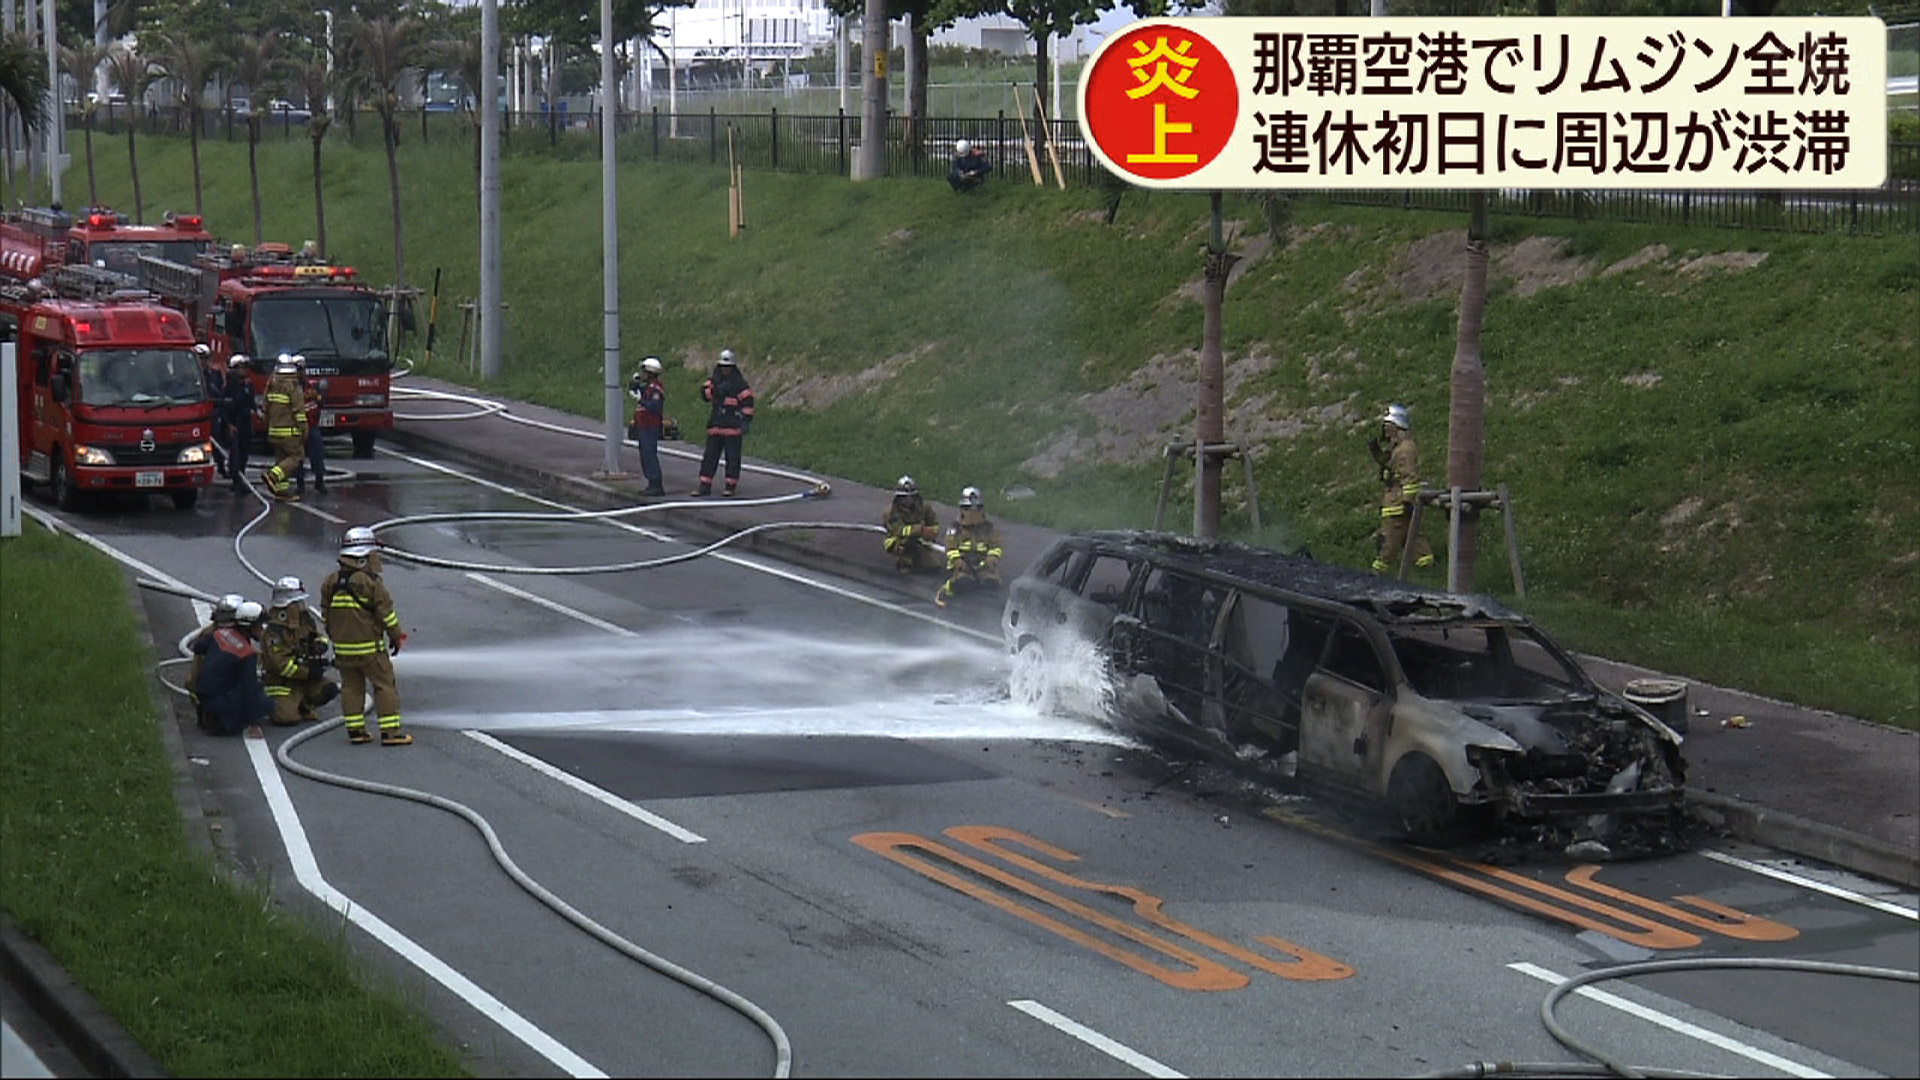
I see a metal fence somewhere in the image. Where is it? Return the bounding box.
[68,103,1920,236]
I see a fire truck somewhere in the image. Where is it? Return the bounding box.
[141,243,393,458]
[0,204,216,280]
[2,264,217,510]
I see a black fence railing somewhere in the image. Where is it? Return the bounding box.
[64,103,1920,236]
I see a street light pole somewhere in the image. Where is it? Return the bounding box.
[480,0,502,381]
[600,0,623,474]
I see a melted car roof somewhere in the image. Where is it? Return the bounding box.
[1068,530,1527,626]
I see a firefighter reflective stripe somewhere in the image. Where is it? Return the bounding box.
[1381,505,1406,518]
[266,685,291,698]
[1402,481,1421,500]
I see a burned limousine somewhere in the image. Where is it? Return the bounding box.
[1002,531,1687,845]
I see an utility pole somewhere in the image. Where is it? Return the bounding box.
[43,0,61,207]
[480,0,503,381]
[854,0,887,180]
[599,0,622,474]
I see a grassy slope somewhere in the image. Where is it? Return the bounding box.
[42,125,1919,726]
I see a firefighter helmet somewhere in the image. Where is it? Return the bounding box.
[192,343,211,357]
[718,349,736,366]
[213,593,245,625]
[960,486,984,509]
[235,601,264,627]
[341,526,380,558]
[894,475,918,498]
[640,356,663,376]
[229,353,250,369]
[1381,404,1411,431]
[275,353,300,375]
[271,576,307,608]
[955,139,972,156]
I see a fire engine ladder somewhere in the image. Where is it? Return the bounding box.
[137,255,216,317]
[47,264,146,299]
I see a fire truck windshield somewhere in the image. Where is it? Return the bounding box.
[87,240,213,276]
[249,294,388,369]
[79,349,211,407]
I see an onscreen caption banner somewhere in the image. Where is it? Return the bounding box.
[1079,17,1888,190]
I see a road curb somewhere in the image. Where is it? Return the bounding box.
[0,910,168,1078]
[1688,791,1920,889]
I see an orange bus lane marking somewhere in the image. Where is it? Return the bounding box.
[852,828,1352,990]
[947,825,1352,982]
[1559,864,1800,943]
[1377,846,1703,950]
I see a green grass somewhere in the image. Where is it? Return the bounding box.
[31,125,1917,728]
[0,520,470,1077]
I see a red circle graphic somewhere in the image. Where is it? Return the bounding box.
[1085,25,1237,182]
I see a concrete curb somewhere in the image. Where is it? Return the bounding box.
[1688,791,1920,889]
[0,911,168,1078]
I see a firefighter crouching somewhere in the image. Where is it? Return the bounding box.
[883,476,943,574]
[262,353,309,501]
[262,575,340,726]
[322,527,412,746]
[188,596,271,736]
[935,486,1004,609]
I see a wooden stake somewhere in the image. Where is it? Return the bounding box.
[728,127,741,237]
[1011,85,1044,186]
[1034,95,1068,190]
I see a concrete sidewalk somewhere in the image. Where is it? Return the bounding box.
[381,374,1919,889]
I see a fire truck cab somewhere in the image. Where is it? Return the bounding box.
[64,206,216,278]
[142,244,392,458]
[2,265,217,510]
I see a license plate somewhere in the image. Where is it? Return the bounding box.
[135,471,164,488]
[321,411,338,427]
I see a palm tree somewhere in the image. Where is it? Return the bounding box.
[345,15,424,287]
[297,56,332,260]
[421,34,482,202]
[1,31,49,204]
[104,43,158,222]
[61,40,109,207]
[153,30,222,218]
[230,31,280,245]
[1445,193,1490,592]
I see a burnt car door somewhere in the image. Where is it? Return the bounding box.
[1295,618,1397,799]
[1211,590,1310,752]
[1114,566,1231,748]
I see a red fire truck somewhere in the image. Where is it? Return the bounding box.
[0,204,217,279]
[2,264,217,510]
[142,243,393,458]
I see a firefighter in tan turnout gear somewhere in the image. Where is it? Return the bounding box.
[1368,403,1435,574]
[261,576,340,726]
[935,487,1004,608]
[262,353,309,501]
[322,527,412,745]
[882,476,942,574]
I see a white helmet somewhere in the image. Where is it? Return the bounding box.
[270,575,307,608]
[275,352,300,375]
[340,526,380,558]
[1381,404,1411,431]
[718,348,736,366]
[213,592,245,625]
[960,486,984,509]
[229,353,250,369]
[894,475,918,497]
[235,600,264,626]
[192,343,211,357]
[640,356,662,375]
[955,139,972,156]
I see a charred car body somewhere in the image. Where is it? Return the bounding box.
[1002,531,1686,844]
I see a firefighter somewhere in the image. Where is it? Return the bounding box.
[628,356,667,497]
[322,526,412,746]
[883,476,942,574]
[1368,403,1435,574]
[297,376,328,496]
[691,349,754,497]
[199,344,230,478]
[220,355,257,491]
[261,353,308,501]
[188,596,269,736]
[187,593,245,727]
[935,486,1004,609]
[261,576,339,726]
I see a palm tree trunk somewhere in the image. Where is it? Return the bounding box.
[382,109,406,285]
[1446,192,1490,593]
[248,119,263,244]
[84,117,97,206]
[310,128,327,259]
[189,110,204,216]
[126,122,143,224]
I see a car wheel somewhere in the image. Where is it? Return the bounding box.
[170,489,200,510]
[52,457,81,511]
[1008,640,1054,713]
[351,431,377,459]
[1388,753,1458,842]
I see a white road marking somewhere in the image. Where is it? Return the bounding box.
[464,730,706,844]
[244,737,606,1077]
[381,445,1001,644]
[1008,1000,1185,1079]
[466,572,638,637]
[1508,961,1830,1079]
[1701,849,1919,921]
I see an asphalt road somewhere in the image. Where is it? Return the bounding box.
[27,442,1920,1079]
